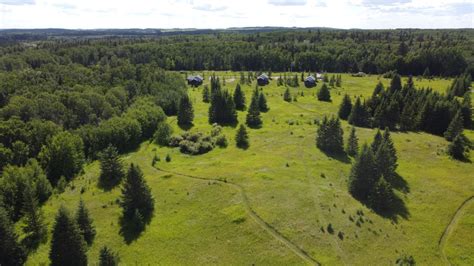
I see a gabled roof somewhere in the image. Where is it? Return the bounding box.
[257,74,269,80]
[305,76,316,82]
[187,75,203,82]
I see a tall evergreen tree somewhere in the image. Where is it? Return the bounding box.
[371,129,383,153]
[202,85,210,103]
[235,124,249,149]
[208,88,238,125]
[317,83,331,102]
[382,127,398,170]
[99,246,119,266]
[233,83,246,110]
[368,177,394,213]
[283,87,292,102]
[375,142,396,179]
[246,91,262,128]
[448,134,470,160]
[121,164,154,222]
[372,81,385,97]
[49,206,88,266]
[258,92,269,112]
[346,127,359,157]
[177,94,194,126]
[444,110,464,141]
[75,199,96,246]
[338,94,352,120]
[461,92,472,129]
[389,74,402,93]
[0,207,26,266]
[98,145,125,189]
[316,116,344,154]
[21,185,47,247]
[348,144,380,201]
[348,97,370,127]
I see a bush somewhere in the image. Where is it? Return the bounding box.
[154,122,173,146]
[215,135,228,148]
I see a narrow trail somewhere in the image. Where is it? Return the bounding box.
[152,166,321,266]
[438,195,474,265]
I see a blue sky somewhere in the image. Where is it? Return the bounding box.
[0,0,472,29]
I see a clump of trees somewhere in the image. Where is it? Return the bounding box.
[316,116,344,154]
[246,89,263,128]
[168,124,228,155]
[208,76,237,125]
[317,84,331,102]
[236,125,249,149]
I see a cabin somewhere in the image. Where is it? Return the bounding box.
[304,76,317,88]
[316,73,324,81]
[187,75,203,87]
[257,74,270,86]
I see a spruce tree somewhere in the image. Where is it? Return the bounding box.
[22,185,47,247]
[348,97,370,127]
[99,145,125,189]
[0,207,26,266]
[75,199,96,246]
[389,74,402,93]
[348,144,380,201]
[208,88,237,125]
[338,94,352,120]
[448,134,469,160]
[372,81,384,97]
[99,246,119,266]
[233,83,246,110]
[317,83,331,102]
[368,177,394,213]
[336,75,342,87]
[235,125,249,149]
[177,94,194,126]
[246,91,262,128]
[371,130,383,152]
[258,92,269,112]
[202,85,210,103]
[153,122,173,146]
[316,116,344,154]
[346,127,359,157]
[382,127,398,170]
[283,87,292,102]
[461,92,472,129]
[444,111,464,141]
[49,206,88,266]
[121,164,154,222]
[375,142,396,179]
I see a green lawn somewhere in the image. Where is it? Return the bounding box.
[27,73,473,265]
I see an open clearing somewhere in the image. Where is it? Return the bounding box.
[27,73,473,265]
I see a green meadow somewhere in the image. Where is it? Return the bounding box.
[27,73,473,265]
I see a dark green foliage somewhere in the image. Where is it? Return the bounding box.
[246,90,263,128]
[375,142,397,179]
[75,200,96,246]
[283,87,292,102]
[368,177,395,213]
[336,75,342,87]
[389,74,402,93]
[11,140,29,166]
[327,223,334,234]
[98,145,125,189]
[447,73,472,97]
[21,185,47,248]
[202,85,210,103]
[39,131,85,185]
[382,128,398,170]
[99,246,119,266]
[372,81,385,97]
[153,122,173,146]
[448,134,470,160]
[348,144,379,201]
[396,254,416,265]
[317,84,331,102]
[236,125,249,149]
[316,116,344,154]
[233,84,246,110]
[338,94,352,120]
[461,92,472,129]
[348,97,370,127]
[258,92,269,112]
[165,154,171,162]
[208,85,237,125]
[346,127,359,157]
[0,206,26,266]
[49,206,88,266]
[177,94,194,126]
[423,67,431,78]
[444,111,464,141]
[121,164,154,222]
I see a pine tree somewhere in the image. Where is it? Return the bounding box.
[235,124,249,149]
[389,74,402,93]
[233,83,246,110]
[329,75,335,87]
[371,130,383,152]
[121,164,154,222]
[382,127,398,170]
[99,246,119,266]
[346,127,359,157]
[316,116,344,154]
[444,110,464,141]
[348,144,380,201]
[98,145,125,189]
[338,94,352,120]
[49,206,88,266]
[258,92,269,112]
[153,122,173,146]
[283,87,292,102]
[202,85,210,103]
[448,134,470,160]
[336,75,342,87]
[177,94,194,126]
[246,91,262,128]
[348,97,370,127]
[461,92,472,129]
[317,83,331,102]
[21,185,47,247]
[0,207,26,266]
[75,199,96,246]
[368,177,394,213]
[208,88,237,125]
[375,142,396,179]
[372,81,385,97]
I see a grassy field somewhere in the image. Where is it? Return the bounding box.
[27,73,473,265]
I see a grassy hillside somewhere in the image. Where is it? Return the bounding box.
[27,73,473,265]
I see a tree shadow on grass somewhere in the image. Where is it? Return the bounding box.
[386,173,410,194]
[375,194,410,223]
[321,150,351,164]
[178,123,193,131]
[119,212,153,244]
[98,177,121,192]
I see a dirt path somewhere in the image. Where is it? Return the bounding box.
[152,166,321,266]
[438,195,474,265]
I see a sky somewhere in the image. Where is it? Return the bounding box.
[0,0,472,29]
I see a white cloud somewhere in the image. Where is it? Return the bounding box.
[0,0,471,29]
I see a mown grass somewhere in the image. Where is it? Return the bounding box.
[27,72,472,265]
[445,200,474,265]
